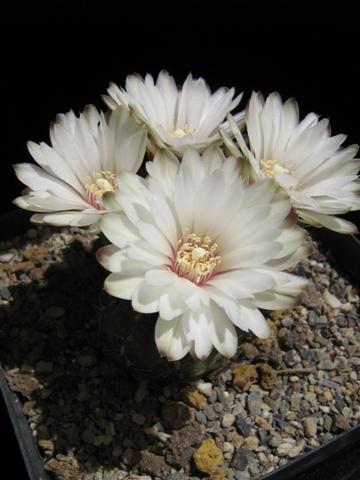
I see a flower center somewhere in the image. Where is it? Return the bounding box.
[261,159,290,177]
[174,233,221,285]
[85,170,117,210]
[168,125,190,138]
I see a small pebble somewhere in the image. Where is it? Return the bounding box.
[323,415,333,432]
[196,411,207,424]
[35,361,53,373]
[235,416,252,437]
[277,442,295,457]
[197,382,213,398]
[304,417,317,437]
[193,439,224,474]
[340,303,352,313]
[349,357,360,366]
[231,449,249,470]
[323,289,342,309]
[27,228,38,239]
[247,391,262,416]
[284,350,301,367]
[0,252,14,262]
[232,364,258,391]
[334,415,351,431]
[243,436,259,450]
[255,416,271,431]
[223,441,234,454]
[0,286,11,300]
[184,388,207,409]
[234,472,251,480]
[241,343,260,360]
[318,356,337,370]
[281,318,294,328]
[131,413,146,426]
[221,412,235,428]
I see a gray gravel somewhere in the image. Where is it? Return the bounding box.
[0,226,359,479]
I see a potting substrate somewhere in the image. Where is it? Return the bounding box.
[0,224,359,480]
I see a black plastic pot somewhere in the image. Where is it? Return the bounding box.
[1,210,360,480]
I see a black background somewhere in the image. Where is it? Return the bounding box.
[1,3,360,227]
[1,3,360,479]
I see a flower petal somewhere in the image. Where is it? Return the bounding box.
[31,211,99,227]
[298,210,358,234]
[237,303,271,339]
[100,213,140,248]
[155,315,190,361]
[132,281,163,313]
[209,303,238,357]
[104,273,143,300]
[254,273,309,309]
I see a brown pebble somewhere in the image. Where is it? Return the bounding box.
[23,245,48,262]
[30,266,47,281]
[322,390,333,402]
[166,423,204,468]
[5,369,41,399]
[22,401,36,416]
[162,400,194,429]
[243,436,259,450]
[139,450,170,477]
[193,439,224,474]
[299,282,323,310]
[257,363,278,390]
[334,415,351,431]
[209,467,230,480]
[232,364,258,391]
[255,416,271,431]
[241,343,260,359]
[8,260,35,273]
[183,388,207,410]
[304,417,317,437]
[45,451,80,479]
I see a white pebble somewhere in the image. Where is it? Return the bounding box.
[0,252,14,263]
[197,382,213,397]
[340,303,352,312]
[323,289,342,309]
[144,422,170,443]
[223,441,234,454]
[221,412,235,428]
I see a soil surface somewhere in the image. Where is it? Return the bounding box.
[0,225,359,480]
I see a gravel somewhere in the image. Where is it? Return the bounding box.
[0,226,359,480]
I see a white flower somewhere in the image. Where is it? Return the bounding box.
[97,148,309,361]
[223,92,360,234]
[14,106,147,227]
[103,70,244,156]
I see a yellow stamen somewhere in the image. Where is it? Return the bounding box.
[174,233,221,284]
[168,124,190,138]
[261,159,290,177]
[85,170,117,209]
